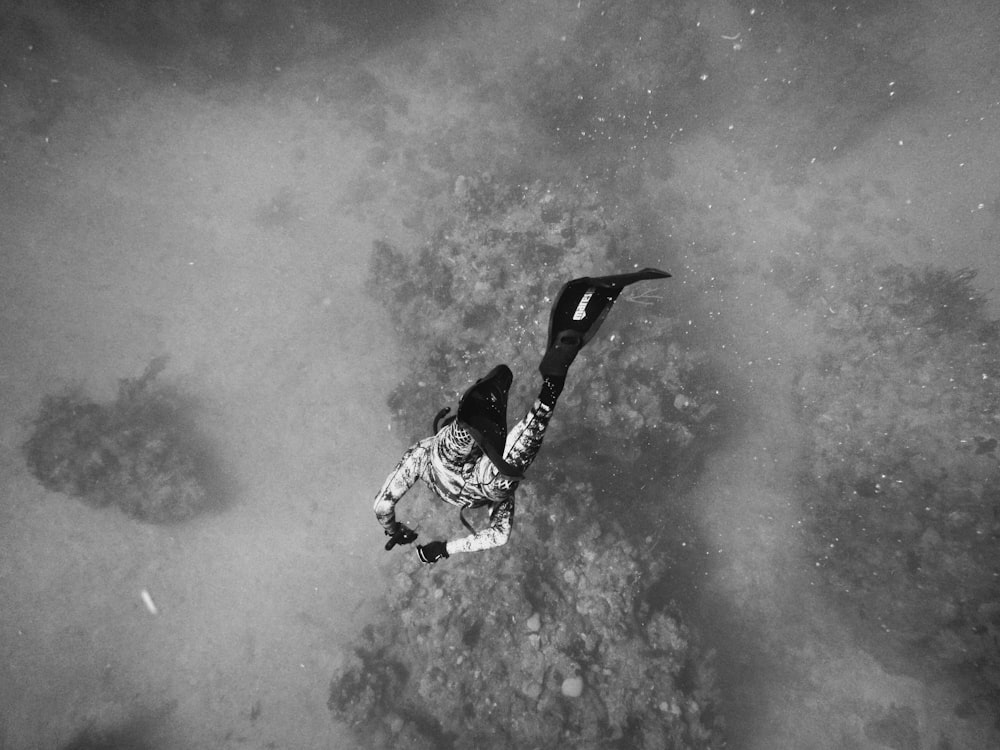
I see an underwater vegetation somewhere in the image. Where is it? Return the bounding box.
[60,722,156,750]
[774,251,1000,715]
[329,483,723,750]
[340,172,726,748]
[57,703,175,750]
[22,357,217,524]
[369,175,720,476]
[61,728,155,750]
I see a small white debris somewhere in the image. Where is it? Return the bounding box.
[140,589,158,615]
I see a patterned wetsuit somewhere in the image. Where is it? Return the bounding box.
[373,399,554,554]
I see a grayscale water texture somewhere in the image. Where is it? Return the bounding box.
[1,1,998,749]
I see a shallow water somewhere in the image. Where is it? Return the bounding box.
[1,1,999,748]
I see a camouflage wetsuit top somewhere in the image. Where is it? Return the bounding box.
[373,398,554,555]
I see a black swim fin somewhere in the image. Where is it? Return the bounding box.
[540,267,671,377]
[457,364,525,479]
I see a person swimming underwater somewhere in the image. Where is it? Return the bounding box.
[372,268,671,563]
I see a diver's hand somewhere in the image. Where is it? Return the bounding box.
[417,541,449,564]
[384,522,418,551]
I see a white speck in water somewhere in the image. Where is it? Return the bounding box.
[140,589,158,615]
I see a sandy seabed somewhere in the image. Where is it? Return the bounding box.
[0,59,408,750]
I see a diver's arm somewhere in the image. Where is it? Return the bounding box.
[444,498,514,554]
[373,440,431,532]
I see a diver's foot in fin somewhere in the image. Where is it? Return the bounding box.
[538,330,583,378]
[540,267,671,377]
[457,364,525,480]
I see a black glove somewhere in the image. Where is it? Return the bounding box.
[384,522,418,551]
[417,541,449,564]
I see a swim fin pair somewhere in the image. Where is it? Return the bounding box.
[455,268,671,478]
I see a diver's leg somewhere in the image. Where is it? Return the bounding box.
[471,373,565,500]
[494,374,566,481]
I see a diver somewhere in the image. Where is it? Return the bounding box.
[373,269,671,563]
